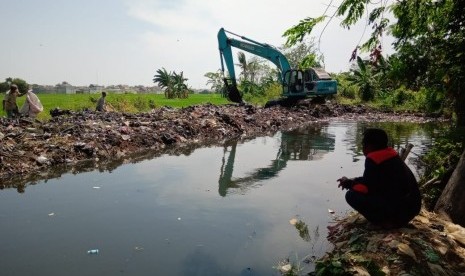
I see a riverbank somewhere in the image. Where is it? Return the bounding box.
[0,101,439,187]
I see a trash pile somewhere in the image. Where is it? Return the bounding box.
[313,209,465,275]
[0,102,442,189]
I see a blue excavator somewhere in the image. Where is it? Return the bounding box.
[217,28,337,105]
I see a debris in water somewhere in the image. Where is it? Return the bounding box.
[87,249,99,254]
[279,264,292,273]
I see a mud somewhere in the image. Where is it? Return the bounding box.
[0,101,442,190]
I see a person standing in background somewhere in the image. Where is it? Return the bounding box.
[3,84,25,118]
[96,91,107,112]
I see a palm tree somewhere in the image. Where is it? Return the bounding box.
[172,71,189,98]
[153,68,175,98]
[347,56,378,101]
[237,52,249,81]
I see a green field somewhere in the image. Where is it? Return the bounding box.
[2,93,230,120]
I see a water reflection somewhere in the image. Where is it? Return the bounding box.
[218,124,335,196]
[341,121,448,162]
[294,220,311,242]
[1,121,448,196]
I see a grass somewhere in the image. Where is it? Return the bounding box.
[2,92,230,120]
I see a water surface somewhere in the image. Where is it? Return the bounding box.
[0,121,441,275]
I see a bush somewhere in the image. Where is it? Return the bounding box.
[242,82,282,106]
[110,97,137,113]
[134,96,148,110]
[392,86,415,105]
[149,99,156,109]
[375,86,418,110]
[334,74,357,99]
[336,83,357,99]
[419,137,464,209]
[414,87,444,114]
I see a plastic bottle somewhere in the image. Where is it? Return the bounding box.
[87,249,99,254]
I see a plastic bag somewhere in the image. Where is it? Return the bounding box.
[20,91,43,117]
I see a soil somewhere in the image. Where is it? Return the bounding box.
[2,100,464,274]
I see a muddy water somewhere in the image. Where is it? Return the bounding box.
[0,121,441,276]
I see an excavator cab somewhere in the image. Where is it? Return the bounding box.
[283,68,336,98]
[283,70,305,96]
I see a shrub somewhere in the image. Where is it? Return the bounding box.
[134,96,148,111]
[414,87,444,114]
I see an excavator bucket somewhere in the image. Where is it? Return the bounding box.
[223,79,243,103]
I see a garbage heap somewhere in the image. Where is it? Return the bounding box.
[0,102,442,188]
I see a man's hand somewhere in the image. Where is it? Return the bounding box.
[337,177,354,190]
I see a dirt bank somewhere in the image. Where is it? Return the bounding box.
[0,101,441,189]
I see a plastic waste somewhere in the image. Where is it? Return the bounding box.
[87,249,99,254]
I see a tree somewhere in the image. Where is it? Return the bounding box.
[0,78,29,94]
[236,52,249,82]
[347,56,378,101]
[435,150,465,226]
[153,68,190,99]
[281,38,321,69]
[172,71,189,99]
[153,68,174,98]
[204,70,224,94]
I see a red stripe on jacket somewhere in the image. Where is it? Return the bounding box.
[366,147,398,164]
[353,183,368,194]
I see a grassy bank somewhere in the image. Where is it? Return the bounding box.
[2,93,230,120]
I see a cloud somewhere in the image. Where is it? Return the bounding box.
[126,0,214,35]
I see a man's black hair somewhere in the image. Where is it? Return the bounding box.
[362,128,388,150]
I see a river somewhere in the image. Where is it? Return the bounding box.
[0,121,443,275]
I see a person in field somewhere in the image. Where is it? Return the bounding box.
[96,91,107,112]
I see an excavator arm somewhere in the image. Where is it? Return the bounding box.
[218,28,292,103]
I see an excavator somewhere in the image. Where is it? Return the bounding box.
[217,28,337,105]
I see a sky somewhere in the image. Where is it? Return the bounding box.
[0,0,394,89]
